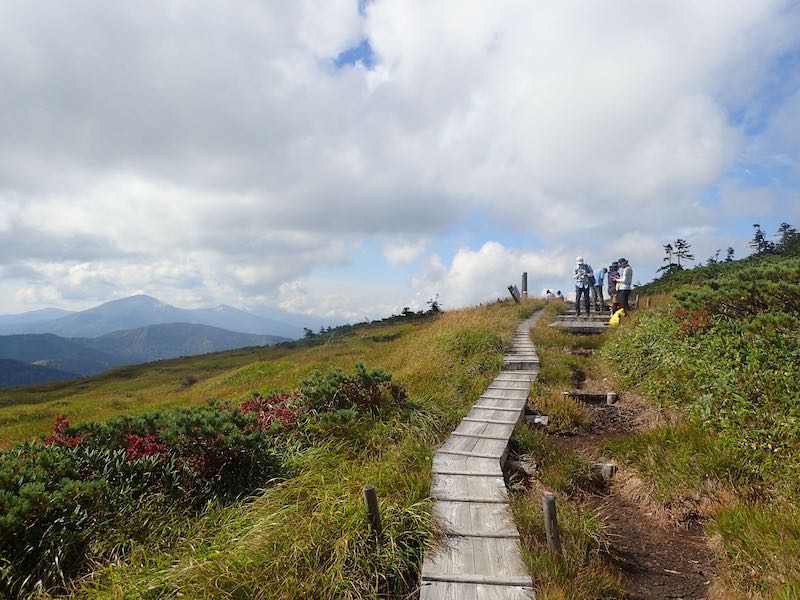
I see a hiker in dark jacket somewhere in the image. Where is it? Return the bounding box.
[607,262,619,312]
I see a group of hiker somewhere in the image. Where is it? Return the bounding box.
[574,256,633,316]
[545,256,633,317]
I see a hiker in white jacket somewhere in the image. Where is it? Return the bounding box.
[614,258,633,310]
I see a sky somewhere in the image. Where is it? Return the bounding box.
[1,0,799,322]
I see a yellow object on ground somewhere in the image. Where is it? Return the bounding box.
[609,308,625,326]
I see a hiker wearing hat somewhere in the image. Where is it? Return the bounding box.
[573,256,593,317]
[615,258,633,310]
[607,262,620,312]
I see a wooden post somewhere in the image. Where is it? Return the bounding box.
[645,296,651,308]
[363,484,382,542]
[542,492,562,555]
[508,284,521,303]
[522,272,528,299]
[606,392,618,405]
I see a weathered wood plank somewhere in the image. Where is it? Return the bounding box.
[433,501,519,537]
[472,402,525,412]
[432,456,500,475]
[422,536,528,578]
[421,581,534,600]
[420,582,534,600]
[436,449,506,460]
[462,416,519,425]
[486,381,531,391]
[494,371,535,385]
[454,422,515,439]
[431,474,507,503]
[437,436,512,456]
[480,389,529,399]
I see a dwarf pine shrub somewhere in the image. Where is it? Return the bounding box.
[0,363,407,598]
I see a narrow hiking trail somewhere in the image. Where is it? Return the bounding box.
[547,360,718,600]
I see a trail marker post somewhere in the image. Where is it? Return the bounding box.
[522,272,528,299]
[363,484,382,548]
[542,492,562,555]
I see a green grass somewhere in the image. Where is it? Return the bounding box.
[509,426,620,599]
[531,393,592,435]
[1,299,542,598]
[603,426,750,504]
[709,501,800,599]
[599,251,800,597]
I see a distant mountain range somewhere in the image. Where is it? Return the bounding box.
[0,323,287,388]
[0,295,306,339]
[0,295,303,388]
[0,358,80,388]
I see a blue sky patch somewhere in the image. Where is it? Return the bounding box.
[334,38,375,69]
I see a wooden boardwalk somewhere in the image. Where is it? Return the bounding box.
[420,314,540,600]
[549,308,609,334]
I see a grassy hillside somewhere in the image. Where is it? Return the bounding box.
[602,249,800,597]
[0,299,541,598]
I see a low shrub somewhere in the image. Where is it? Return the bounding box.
[300,361,406,414]
[0,363,406,598]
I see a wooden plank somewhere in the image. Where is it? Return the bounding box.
[423,574,533,586]
[421,582,534,600]
[451,432,512,441]
[440,435,480,453]
[436,449,506,460]
[472,402,524,412]
[480,389,529,399]
[454,422,515,438]
[468,404,524,414]
[422,536,529,579]
[436,436,511,457]
[431,474,507,502]
[432,455,500,475]
[492,374,535,382]
[433,470,508,478]
[462,416,519,425]
[503,359,539,367]
[433,501,519,537]
[486,381,531,391]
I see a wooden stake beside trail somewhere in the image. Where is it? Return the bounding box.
[542,492,562,555]
[363,484,382,543]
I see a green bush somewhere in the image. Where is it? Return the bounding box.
[300,361,406,413]
[0,363,406,598]
[603,259,800,491]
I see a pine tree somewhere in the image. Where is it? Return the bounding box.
[776,222,798,251]
[725,247,735,262]
[750,224,774,254]
[674,239,694,267]
[658,243,679,273]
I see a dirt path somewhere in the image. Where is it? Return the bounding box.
[545,369,717,599]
